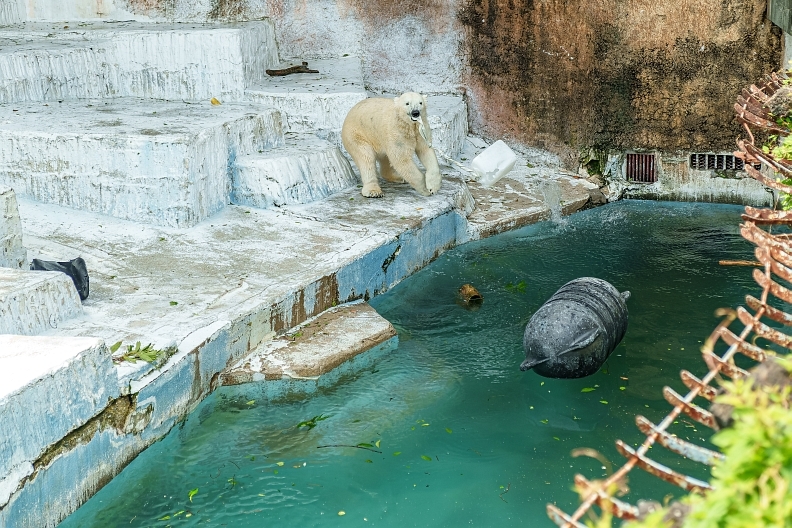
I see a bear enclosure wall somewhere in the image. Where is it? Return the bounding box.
[27,0,782,166]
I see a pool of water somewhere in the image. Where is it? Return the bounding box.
[60,201,758,527]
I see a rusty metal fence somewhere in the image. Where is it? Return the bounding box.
[547,71,792,527]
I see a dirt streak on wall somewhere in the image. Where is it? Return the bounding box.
[459,0,781,163]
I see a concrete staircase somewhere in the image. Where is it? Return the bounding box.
[0,20,469,228]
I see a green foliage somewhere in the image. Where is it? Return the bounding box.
[111,341,170,365]
[626,371,792,528]
[296,414,330,430]
[683,378,792,528]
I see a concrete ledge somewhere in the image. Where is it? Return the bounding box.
[0,335,118,509]
[0,268,82,335]
[246,57,367,134]
[0,21,278,104]
[221,301,397,384]
[232,134,357,208]
[0,100,283,227]
[0,187,25,269]
[428,95,468,160]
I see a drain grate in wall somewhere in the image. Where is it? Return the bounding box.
[626,153,657,183]
[689,153,761,171]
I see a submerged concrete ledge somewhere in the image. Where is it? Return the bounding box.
[2,167,594,528]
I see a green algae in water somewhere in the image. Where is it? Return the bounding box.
[60,201,757,527]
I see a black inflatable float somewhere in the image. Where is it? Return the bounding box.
[520,277,629,379]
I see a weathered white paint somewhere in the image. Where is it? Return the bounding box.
[0,268,82,335]
[0,0,24,24]
[0,21,278,104]
[428,95,469,159]
[0,100,283,227]
[0,187,25,269]
[246,56,366,133]
[0,335,118,509]
[232,134,357,208]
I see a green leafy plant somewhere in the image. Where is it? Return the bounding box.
[110,341,170,365]
[626,366,792,528]
[297,414,330,430]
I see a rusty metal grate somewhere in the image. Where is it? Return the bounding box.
[689,153,762,171]
[548,70,792,528]
[626,153,657,183]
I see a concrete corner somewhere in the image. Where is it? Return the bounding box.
[0,268,82,336]
[0,186,25,269]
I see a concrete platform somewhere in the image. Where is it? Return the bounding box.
[0,99,283,227]
[246,56,367,134]
[0,21,279,104]
[0,186,25,269]
[221,301,397,384]
[232,133,357,208]
[0,335,118,508]
[0,268,82,335]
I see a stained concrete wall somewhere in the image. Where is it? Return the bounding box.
[26,0,782,171]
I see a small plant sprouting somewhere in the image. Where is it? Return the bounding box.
[297,414,330,430]
[110,341,170,366]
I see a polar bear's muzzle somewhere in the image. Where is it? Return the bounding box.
[410,109,421,121]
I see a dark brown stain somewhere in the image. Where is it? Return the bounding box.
[459,0,781,165]
[269,273,340,335]
[208,0,249,20]
[339,0,453,32]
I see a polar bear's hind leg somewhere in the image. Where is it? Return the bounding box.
[378,154,403,183]
[347,142,383,198]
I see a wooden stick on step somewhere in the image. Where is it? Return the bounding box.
[266,61,320,76]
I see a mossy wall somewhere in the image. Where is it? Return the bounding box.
[458,0,782,162]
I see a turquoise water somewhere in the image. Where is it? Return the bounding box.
[60,201,758,527]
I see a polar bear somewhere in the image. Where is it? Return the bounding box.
[341,92,442,198]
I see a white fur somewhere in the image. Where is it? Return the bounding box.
[341,92,442,198]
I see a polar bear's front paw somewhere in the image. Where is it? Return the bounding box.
[362,184,384,198]
[425,170,442,195]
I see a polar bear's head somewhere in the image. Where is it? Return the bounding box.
[394,92,428,123]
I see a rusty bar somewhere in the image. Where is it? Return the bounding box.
[717,326,768,362]
[736,306,792,350]
[702,350,749,379]
[635,415,725,465]
[742,206,792,225]
[741,223,792,256]
[769,246,792,270]
[573,475,639,520]
[615,440,712,493]
[662,387,719,429]
[745,295,792,326]
[753,268,792,304]
[547,505,588,528]
[679,370,719,401]
[755,246,792,282]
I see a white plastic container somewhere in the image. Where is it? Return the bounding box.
[470,140,518,188]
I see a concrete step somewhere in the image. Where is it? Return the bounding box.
[0,335,119,510]
[0,186,26,269]
[232,133,357,209]
[221,301,397,388]
[0,21,278,104]
[245,57,367,134]
[0,268,83,335]
[0,99,283,227]
[427,95,468,160]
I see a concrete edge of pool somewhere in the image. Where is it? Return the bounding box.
[0,167,734,528]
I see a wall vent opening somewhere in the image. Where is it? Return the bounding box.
[626,153,657,183]
[689,153,761,171]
